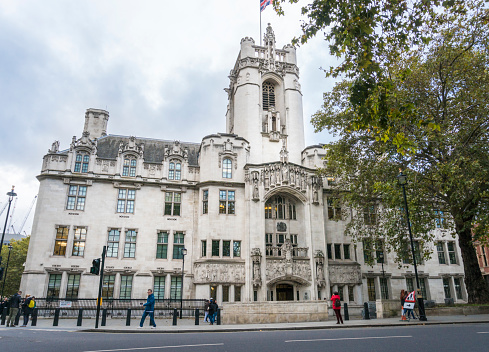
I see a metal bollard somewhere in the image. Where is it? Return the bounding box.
[77,309,83,326]
[363,302,370,320]
[53,308,60,326]
[1,307,7,325]
[194,308,199,325]
[217,308,221,325]
[101,308,107,326]
[126,308,131,326]
[344,303,349,321]
[31,308,38,326]
[172,308,178,326]
[14,309,21,326]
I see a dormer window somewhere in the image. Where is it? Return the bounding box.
[169,161,181,180]
[222,158,232,178]
[262,81,275,110]
[122,157,137,177]
[74,153,90,173]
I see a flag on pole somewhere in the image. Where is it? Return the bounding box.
[260,0,272,12]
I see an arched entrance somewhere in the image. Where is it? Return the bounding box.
[276,284,294,301]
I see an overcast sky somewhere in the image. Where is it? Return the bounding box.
[0,0,338,236]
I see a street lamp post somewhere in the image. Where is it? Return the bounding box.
[180,248,187,319]
[1,244,13,300]
[0,186,17,268]
[397,172,427,321]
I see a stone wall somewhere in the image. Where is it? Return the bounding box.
[221,301,329,324]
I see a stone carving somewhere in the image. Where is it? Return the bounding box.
[164,141,188,161]
[49,140,60,153]
[193,263,245,284]
[314,250,326,287]
[251,248,262,288]
[328,263,362,285]
[118,136,144,158]
[265,259,311,282]
[276,222,287,233]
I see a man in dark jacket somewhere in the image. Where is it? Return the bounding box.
[21,295,35,327]
[6,290,22,327]
[208,298,218,325]
[139,289,156,328]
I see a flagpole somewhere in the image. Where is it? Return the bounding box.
[260,5,262,46]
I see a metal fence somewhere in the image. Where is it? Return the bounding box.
[32,298,206,318]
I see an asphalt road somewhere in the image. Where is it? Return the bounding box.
[1,323,488,352]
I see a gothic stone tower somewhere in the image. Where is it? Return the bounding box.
[225,24,305,165]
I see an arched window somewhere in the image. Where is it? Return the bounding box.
[74,152,90,173]
[264,195,297,220]
[169,161,181,180]
[262,81,275,110]
[222,158,232,178]
[122,157,137,177]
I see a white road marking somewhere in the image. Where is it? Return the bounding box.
[477,332,489,334]
[26,329,76,332]
[286,335,412,343]
[83,343,224,352]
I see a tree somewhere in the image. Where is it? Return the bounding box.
[276,0,488,150]
[0,237,30,298]
[310,8,489,303]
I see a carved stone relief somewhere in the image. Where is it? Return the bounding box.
[193,263,245,284]
[328,263,362,285]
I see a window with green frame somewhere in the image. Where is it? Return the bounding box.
[47,273,62,299]
[154,276,165,300]
[172,232,185,259]
[212,240,220,256]
[66,274,80,299]
[170,276,182,300]
[102,275,115,299]
[156,231,169,259]
[120,275,133,300]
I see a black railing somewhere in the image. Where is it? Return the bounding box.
[32,298,206,318]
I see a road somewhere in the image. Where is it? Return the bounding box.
[1,323,488,352]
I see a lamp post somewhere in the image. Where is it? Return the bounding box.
[1,244,13,300]
[180,247,187,319]
[0,186,17,268]
[397,172,427,321]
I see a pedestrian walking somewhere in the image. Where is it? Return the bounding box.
[139,289,156,328]
[21,295,35,327]
[208,298,218,325]
[6,290,22,327]
[204,299,210,322]
[400,289,407,320]
[331,291,343,324]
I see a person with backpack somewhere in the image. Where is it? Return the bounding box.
[6,290,22,327]
[21,294,35,327]
[331,291,343,324]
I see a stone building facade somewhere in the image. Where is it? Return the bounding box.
[21,25,467,311]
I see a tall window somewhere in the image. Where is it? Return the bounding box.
[74,153,90,173]
[202,190,209,214]
[107,229,120,258]
[124,229,137,258]
[454,278,463,300]
[47,274,62,298]
[334,244,342,260]
[170,276,182,300]
[54,226,69,256]
[375,240,384,264]
[67,185,87,210]
[363,240,373,263]
[212,240,220,256]
[169,161,181,180]
[443,278,451,298]
[265,203,272,219]
[437,242,446,264]
[156,231,169,259]
[222,285,230,302]
[201,240,207,257]
[66,274,80,299]
[223,241,231,257]
[102,275,115,299]
[448,242,457,264]
[222,158,232,178]
[233,241,241,257]
[414,241,423,265]
[367,278,376,301]
[154,276,165,300]
[327,198,342,220]
[164,192,181,216]
[219,190,235,214]
[117,189,136,213]
[120,275,133,299]
[235,286,241,302]
[419,278,427,299]
[172,232,185,259]
[265,196,296,220]
[435,210,446,228]
[72,227,87,256]
[122,157,137,177]
[262,81,275,110]
[364,205,376,225]
[406,278,414,293]
[344,244,351,260]
[380,278,389,299]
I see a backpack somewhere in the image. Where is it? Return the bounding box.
[334,298,341,308]
[28,299,35,309]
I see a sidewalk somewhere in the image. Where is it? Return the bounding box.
[3,314,489,333]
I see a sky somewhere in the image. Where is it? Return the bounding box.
[0,0,338,236]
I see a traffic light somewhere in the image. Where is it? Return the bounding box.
[90,259,100,275]
[0,267,4,280]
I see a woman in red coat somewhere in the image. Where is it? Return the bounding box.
[331,291,343,324]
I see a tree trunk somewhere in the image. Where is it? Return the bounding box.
[456,221,489,303]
